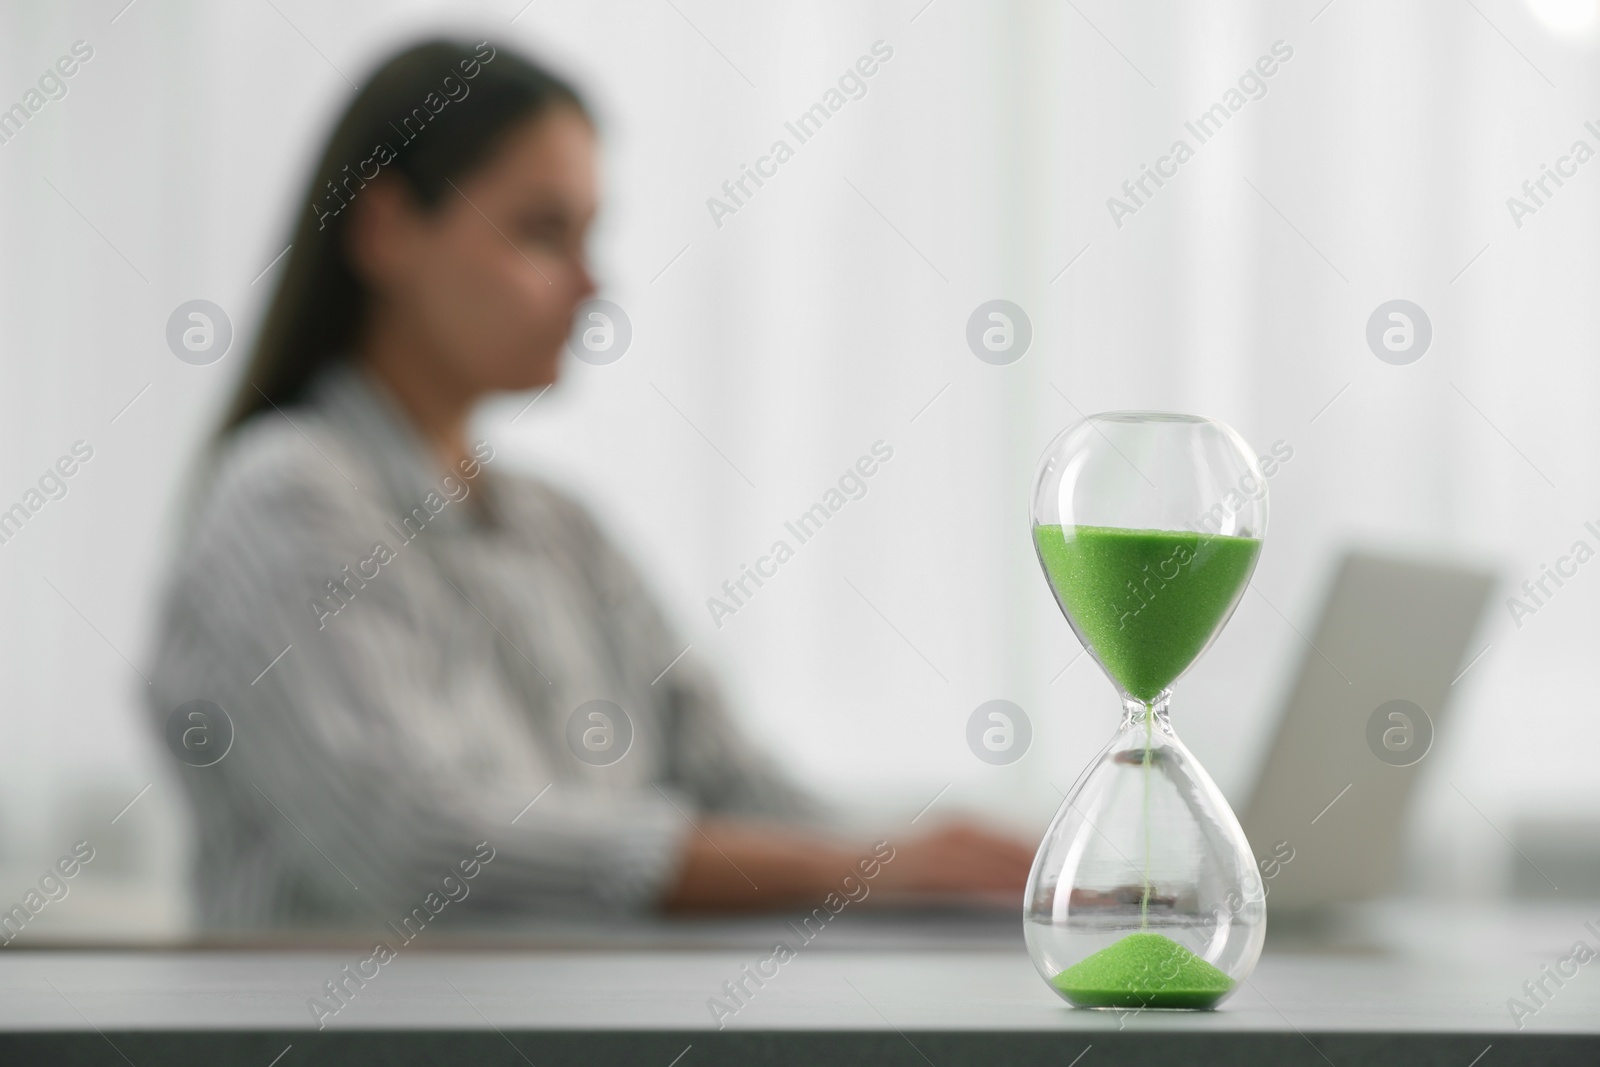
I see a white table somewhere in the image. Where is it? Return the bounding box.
[1,905,1595,1065]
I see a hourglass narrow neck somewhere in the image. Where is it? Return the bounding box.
[1119,693,1172,732]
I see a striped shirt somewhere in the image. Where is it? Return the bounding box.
[148,362,822,930]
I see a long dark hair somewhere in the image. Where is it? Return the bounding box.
[221,38,589,435]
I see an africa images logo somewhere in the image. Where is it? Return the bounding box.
[311,42,498,231]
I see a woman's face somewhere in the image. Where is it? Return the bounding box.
[354,106,599,394]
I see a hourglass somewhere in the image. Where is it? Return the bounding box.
[1026,412,1267,1010]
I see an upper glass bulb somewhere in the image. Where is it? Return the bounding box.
[1031,412,1266,704]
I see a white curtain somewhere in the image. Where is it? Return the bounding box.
[0,0,1592,932]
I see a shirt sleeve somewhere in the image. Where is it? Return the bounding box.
[552,486,836,829]
[150,428,697,927]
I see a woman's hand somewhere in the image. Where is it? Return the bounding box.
[658,816,1033,913]
[871,819,1035,897]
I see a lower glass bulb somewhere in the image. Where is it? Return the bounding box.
[1024,695,1266,1010]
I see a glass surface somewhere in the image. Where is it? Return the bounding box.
[1026,411,1268,1011]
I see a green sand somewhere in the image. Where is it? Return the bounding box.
[1051,932,1233,1009]
[1034,525,1260,703]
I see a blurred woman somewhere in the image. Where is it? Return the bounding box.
[148,38,1032,930]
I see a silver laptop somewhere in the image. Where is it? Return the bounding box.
[1240,549,1496,912]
